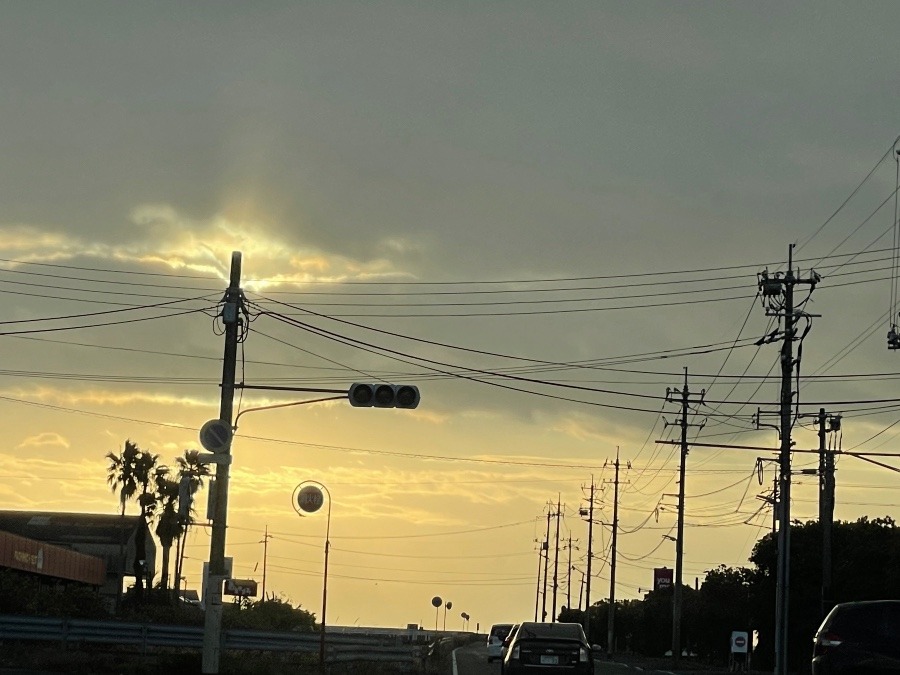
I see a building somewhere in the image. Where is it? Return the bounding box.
[0,510,157,612]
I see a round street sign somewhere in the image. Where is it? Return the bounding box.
[431,596,442,608]
[199,419,233,453]
[297,485,325,513]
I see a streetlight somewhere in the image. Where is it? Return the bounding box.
[293,481,332,671]
[443,600,452,631]
[431,596,442,631]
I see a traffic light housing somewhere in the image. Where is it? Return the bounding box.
[348,383,420,409]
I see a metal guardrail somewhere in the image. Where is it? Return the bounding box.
[0,614,424,666]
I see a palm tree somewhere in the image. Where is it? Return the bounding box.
[106,440,141,606]
[153,471,181,593]
[133,449,159,595]
[106,440,158,600]
[174,449,211,593]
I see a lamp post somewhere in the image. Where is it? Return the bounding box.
[293,481,332,671]
[431,596,442,631]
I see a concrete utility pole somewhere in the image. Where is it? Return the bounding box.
[534,539,545,622]
[818,411,839,619]
[582,478,595,640]
[203,252,246,674]
[607,450,622,658]
[757,245,820,675]
[566,535,573,611]
[542,505,551,622]
[260,525,271,601]
[552,495,561,622]
[666,369,705,667]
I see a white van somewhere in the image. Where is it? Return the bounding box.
[487,623,514,662]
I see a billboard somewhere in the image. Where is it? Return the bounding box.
[653,567,673,591]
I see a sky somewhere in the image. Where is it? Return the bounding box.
[2,1,900,631]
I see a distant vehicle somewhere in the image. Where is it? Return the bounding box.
[501,621,594,674]
[812,600,900,673]
[501,623,521,660]
[487,623,515,662]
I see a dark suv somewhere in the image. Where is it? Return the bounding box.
[502,621,593,674]
[812,600,900,673]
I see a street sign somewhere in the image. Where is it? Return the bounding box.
[730,630,749,653]
[199,419,232,453]
[297,485,325,513]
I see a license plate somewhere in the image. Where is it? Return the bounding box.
[540,655,559,665]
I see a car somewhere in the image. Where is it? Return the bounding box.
[501,621,594,674]
[500,623,521,661]
[487,623,515,663]
[812,600,900,673]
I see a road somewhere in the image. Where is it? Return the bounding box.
[451,642,679,675]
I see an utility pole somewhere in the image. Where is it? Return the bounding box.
[757,245,820,675]
[607,450,622,658]
[552,496,561,623]
[542,505,551,622]
[534,539,545,622]
[202,252,246,674]
[666,368,705,667]
[818,411,839,618]
[581,478,596,640]
[566,535,573,611]
[260,525,271,601]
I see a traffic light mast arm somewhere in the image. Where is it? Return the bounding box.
[233,396,346,431]
[235,384,348,394]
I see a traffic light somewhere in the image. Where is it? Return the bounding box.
[348,383,420,409]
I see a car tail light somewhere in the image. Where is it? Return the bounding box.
[511,645,520,659]
[579,646,590,662]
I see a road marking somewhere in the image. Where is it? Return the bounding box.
[452,645,461,675]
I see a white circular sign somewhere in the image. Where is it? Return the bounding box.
[297,485,325,513]
[199,419,232,453]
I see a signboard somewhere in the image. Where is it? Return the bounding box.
[730,630,749,654]
[225,578,258,597]
[199,419,232,454]
[653,567,673,591]
[297,485,325,513]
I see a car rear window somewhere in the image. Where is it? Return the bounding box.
[490,624,513,640]
[516,622,586,640]
[827,602,900,641]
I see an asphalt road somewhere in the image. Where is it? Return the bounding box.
[451,642,680,675]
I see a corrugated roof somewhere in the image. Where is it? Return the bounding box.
[0,510,143,547]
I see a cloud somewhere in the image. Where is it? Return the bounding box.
[0,204,417,289]
[17,432,69,450]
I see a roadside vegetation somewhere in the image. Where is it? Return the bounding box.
[561,516,900,672]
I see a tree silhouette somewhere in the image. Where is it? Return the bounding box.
[173,449,210,595]
[153,470,181,593]
[106,440,158,600]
